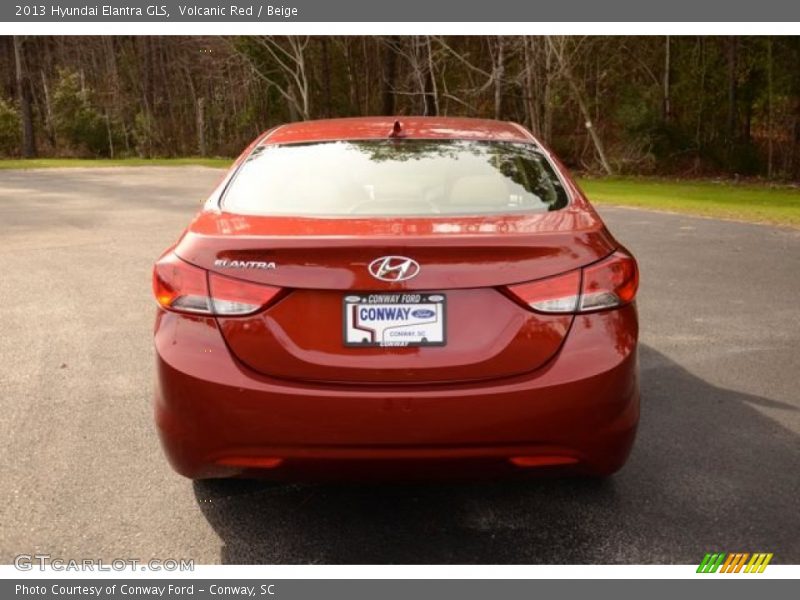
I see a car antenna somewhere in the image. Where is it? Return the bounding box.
[388,120,404,138]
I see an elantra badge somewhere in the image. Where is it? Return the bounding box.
[368,256,420,282]
[214,259,276,270]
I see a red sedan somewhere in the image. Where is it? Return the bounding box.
[153,117,639,480]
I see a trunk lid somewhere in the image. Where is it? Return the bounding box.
[176,210,616,384]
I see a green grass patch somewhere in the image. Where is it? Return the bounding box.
[0,157,233,170]
[578,177,800,227]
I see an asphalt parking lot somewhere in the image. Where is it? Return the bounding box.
[1,167,798,564]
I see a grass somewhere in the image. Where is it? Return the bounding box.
[0,157,233,170]
[1,158,798,227]
[577,177,800,228]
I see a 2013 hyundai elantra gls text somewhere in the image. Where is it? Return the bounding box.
[153,116,639,480]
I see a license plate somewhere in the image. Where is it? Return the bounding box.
[343,293,446,347]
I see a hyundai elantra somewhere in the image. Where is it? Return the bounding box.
[152,117,639,479]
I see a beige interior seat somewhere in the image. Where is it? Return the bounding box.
[448,175,509,208]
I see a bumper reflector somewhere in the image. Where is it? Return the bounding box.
[509,455,578,468]
[216,457,284,469]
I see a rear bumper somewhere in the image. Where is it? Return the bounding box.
[153,305,639,480]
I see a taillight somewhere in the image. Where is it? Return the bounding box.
[153,253,212,314]
[506,249,638,314]
[207,271,281,315]
[578,250,638,312]
[153,253,281,316]
[505,269,581,313]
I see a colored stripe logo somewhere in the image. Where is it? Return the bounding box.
[697,552,773,573]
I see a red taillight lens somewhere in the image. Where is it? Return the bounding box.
[208,271,282,315]
[578,250,638,312]
[153,253,212,314]
[506,269,581,313]
[152,253,281,316]
[505,249,638,314]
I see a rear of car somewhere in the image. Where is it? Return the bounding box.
[153,117,639,480]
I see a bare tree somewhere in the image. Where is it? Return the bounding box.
[425,36,440,116]
[13,36,37,157]
[234,36,312,121]
[664,35,671,123]
[547,36,613,175]
[766,37,774,179]
[381,36,400,115]
[727,36,738,144]
[390,36,439,116]
[519,37,556,142]
[491,37,505,120]
[542,39,554,143]
[522,37,539,136]
[433,36,500,120]
[2,35,797,179]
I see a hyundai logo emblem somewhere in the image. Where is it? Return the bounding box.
[368,256,420,282]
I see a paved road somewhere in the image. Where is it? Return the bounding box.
[1,167,798,565]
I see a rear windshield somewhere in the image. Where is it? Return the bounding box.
[222,139,569,217]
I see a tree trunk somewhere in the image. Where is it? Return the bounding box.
[196,97,206,157]
[381,36,399,115]
[13,36,36,158]
[362,38,372,114]
[663,35,671,123]
[105,112,115,159]
[424,36,439,116]
[767,38,774,179]
[543,40,553,144]
[727,36,738,144]
[523,37,539,137]
[695,36,706,152]
[547,37,613,175]
[344,38,359,116]
[321,37,332,118]
[579,95,613,175]
[40,69,55,147]
[493,36,505,120]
